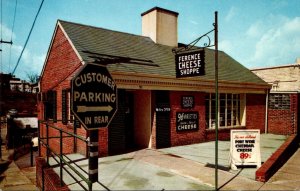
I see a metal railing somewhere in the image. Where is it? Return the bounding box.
[38,120,93,191]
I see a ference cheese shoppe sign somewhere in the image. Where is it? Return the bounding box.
[230,130,261,170]
[175,49,205,78]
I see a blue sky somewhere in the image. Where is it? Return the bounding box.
[1,0,300,80]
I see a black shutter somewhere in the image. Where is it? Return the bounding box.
[156,91,171,148]
[62,89,68,125]
[52,91,57,123]
[109,89,126,154]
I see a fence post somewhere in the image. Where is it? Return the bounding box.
[46,123,49,164]
[60,130,63,187]
[73,123,77,153]
[38,121,41,156]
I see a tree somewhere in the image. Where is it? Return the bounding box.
[26,72,40,84]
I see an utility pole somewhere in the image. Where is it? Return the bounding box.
[0,39,13,70]
[0,39,13,51]
[0,40,13,44]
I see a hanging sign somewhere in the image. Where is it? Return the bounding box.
[230,129,261,170]
[175,49,205,78]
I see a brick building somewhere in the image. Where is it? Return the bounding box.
[252,60,300,135]
[0,73,37,116]
[38,7,270,157]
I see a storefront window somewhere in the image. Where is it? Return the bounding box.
[269,94,290,110]
[205,93,241,129]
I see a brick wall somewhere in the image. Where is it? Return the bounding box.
[36,157,70,191]
[38,25,108,157]
[168,92,267,145]
[169,91,206,146]
[268,93,298,135]
[256,134,299,182]
[98,128,108,156]
[246,94,266,133]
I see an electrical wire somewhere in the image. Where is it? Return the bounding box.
[12,0,44,75]
[1,0,3,73]
[8,0,18,73]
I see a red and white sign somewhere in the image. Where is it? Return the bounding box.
[230,129,261,170]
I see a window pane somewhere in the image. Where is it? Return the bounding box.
[205,94,210,128]
[269,94,290,110]
[205,93,241,129]
[220,94,225,127]
[227,94,232,127]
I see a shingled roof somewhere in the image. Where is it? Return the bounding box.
[58,20,267,85]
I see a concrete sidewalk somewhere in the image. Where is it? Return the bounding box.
[49,133,289,190]
[0,146,38,190]
[160,133,287,180]
[50,150,214,190]
[0,133,297,190]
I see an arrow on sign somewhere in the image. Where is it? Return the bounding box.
[77,105,113,113]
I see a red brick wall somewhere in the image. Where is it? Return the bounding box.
[256,134,299,182]
[246,94,266,133]
[39,27,82,93]
[98,128,108,156]
[37,25,81,123]
[268,94,298,135]
[169,91,206,146]
[36,157,70,191]
[169,92,267,145]
[38,25,108,157]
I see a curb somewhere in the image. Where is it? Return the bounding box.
[256,134,299,182]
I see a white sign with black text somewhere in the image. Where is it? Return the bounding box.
[230,129,261,170]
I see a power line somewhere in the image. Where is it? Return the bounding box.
[12,0,44,75]
[1,0,2,72]
[1,0,2,39]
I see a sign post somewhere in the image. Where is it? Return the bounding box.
[172,11,218,191]
[214,11,219,191]
[71,63,118,184]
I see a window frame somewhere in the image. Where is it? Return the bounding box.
[205,93,243,129]
[268,93,290,110]
[43,90,57,122]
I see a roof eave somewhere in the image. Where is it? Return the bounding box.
[111,71,271,93]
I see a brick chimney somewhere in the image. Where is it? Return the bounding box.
[141,7,179,47]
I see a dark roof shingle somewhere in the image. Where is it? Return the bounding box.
[59,20,267,85]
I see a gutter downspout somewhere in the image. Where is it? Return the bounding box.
[265,89,269,134]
